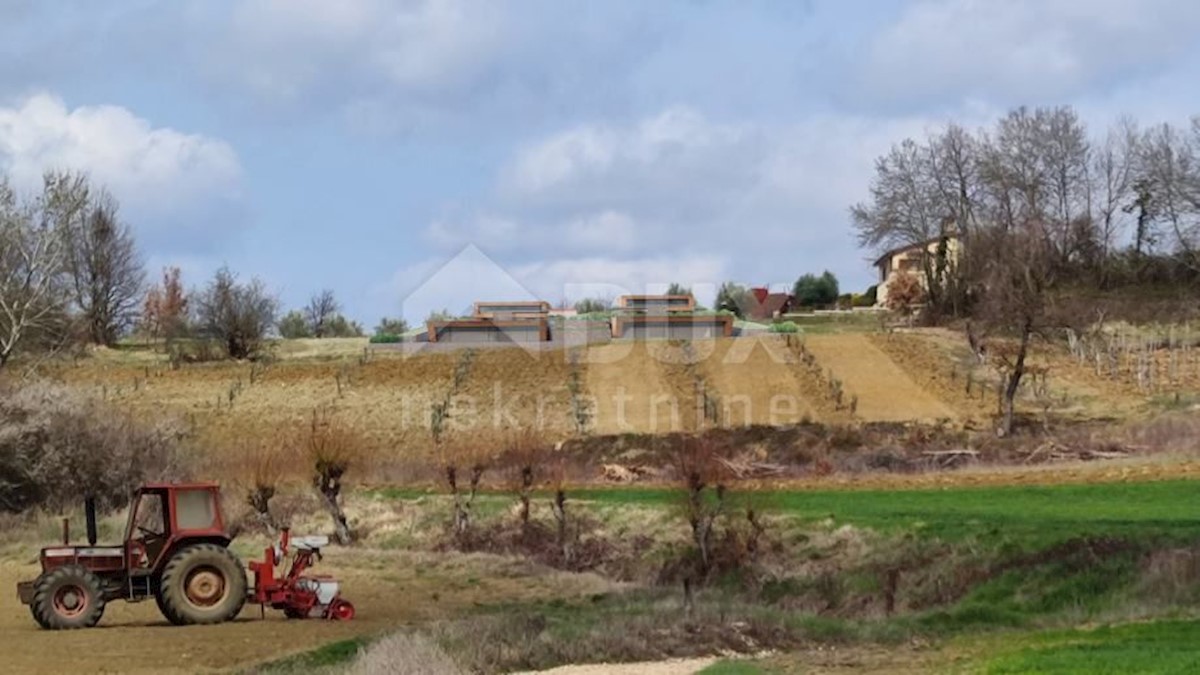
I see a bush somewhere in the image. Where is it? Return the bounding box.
[369,333,403,344]
[0,381,183,513]
[277,310,311,339]
[375,317,409,335]
[858,285,878,307]
[793,271,839,308]
[192,266,278,359]
[573,298,610,314]
[769,321,799,334]
[323,314,364,337]
[347,632,464,675]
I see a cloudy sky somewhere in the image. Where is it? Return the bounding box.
[2,0,1198,323]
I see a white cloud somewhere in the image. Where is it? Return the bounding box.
[503,107,754,214]
[0,93,242,243]
[202,0,513,118]
[862,0,1200,105]
[423,106,989,297]
[424,209,640,256]
[511,254,728,306]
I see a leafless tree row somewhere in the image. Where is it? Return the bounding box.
[852,106,1200,306]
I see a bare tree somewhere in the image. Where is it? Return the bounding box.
[0,179,73,369]
[304,289,340,338]
[851,138,941,252]
[193,266,278,360]
[1093,118,1139,277]
[63,190,145,346]
[1138,122,1200,271]
[972,222,1057,436]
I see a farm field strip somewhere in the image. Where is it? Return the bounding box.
[805,334,957,422]
[700,338,817,427]
[554,478,1200,543]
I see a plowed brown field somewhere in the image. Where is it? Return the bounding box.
[700,337,816,427]
[583,342,697,435]
[805,334,957,423]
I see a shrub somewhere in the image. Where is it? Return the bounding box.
[277,310,311,339]
[858,285,878,306]
[793,271,839,308]
[769,321,799,334]
[369,332,403,344]
[0,381,183,513]
[573,298,610,314]
[192,266,278,359]
[323,314,364,337]
[347,632,464,675]
[375,317,409,335]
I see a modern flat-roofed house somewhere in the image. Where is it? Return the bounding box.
[427,300,551,343]
[427,317,550,343]
[611,293,731,339]
[874,235,960,308]
[611,314,733,339]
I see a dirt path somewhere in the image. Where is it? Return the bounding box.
[806,334,956,422]
[702,337,815,427]
[517,657,718,674]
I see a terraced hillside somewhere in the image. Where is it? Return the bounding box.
[40,331,1196,457]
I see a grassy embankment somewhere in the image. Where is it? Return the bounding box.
[272,479,1200,673]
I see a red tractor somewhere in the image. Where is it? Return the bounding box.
[16,482,353,629]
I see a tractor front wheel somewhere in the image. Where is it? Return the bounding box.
[157,544,247,625]
[31,565,106,629]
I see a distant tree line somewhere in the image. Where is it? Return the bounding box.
[0,170,389,369]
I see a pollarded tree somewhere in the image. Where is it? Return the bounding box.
[192,266,278,360]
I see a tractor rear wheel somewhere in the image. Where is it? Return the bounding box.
[31,565,106,629]
[157,544,247,625]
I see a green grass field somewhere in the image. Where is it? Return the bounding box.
[977,620,1200,674]
[309,479,1200,672]
[564,479,1200,545]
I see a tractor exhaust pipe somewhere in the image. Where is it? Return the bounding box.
[85,496,97,546]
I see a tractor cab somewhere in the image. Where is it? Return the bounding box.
[123,483,230,573]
